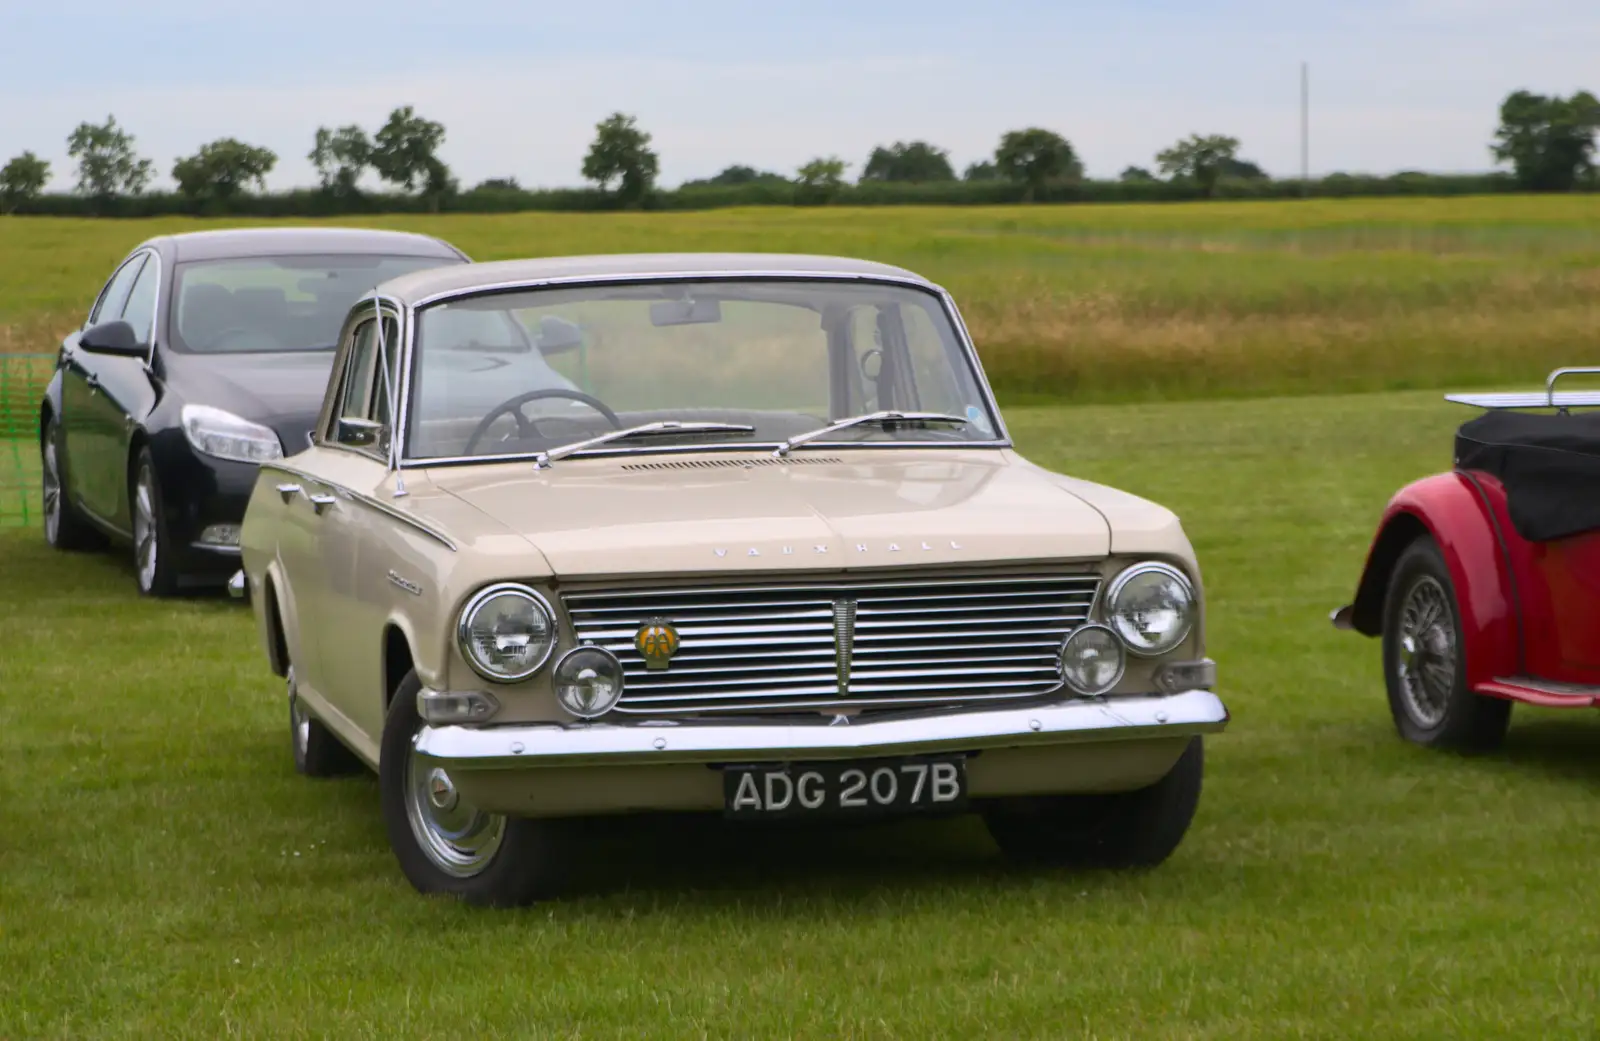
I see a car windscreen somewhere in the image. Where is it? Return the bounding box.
[168,253,455,354]
[404,278,1003,461]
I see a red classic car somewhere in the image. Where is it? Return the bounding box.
[1333,367,1600,752]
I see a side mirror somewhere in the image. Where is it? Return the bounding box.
[79,320,147,357]
[534,315,584,356]
[336,416,388,451]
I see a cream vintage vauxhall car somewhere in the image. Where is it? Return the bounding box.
[236,253,1228,906]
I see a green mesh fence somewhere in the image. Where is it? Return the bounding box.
[1,354,53,528]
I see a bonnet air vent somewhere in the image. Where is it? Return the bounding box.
[619,456,845,472]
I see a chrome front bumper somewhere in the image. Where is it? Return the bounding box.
[412,689,1229,771]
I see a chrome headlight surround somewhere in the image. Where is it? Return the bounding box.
[455,582,558,683]
[1058,623,1127,696]
[552,645,626,719]
[1104,561,1197,658]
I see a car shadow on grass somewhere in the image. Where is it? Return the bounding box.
[1496,715,1600,790]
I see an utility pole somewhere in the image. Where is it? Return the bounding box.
[1300,61,1310,196]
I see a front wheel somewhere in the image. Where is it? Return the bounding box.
[130,449,180,597]
[1381,535,1511,753]
[981,736,1205,869]
[379,669,569,906]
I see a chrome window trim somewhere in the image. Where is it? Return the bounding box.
[261,462,457,552]
[87,251,149,328]
[455,582,559,683]
[386,270,1010,466]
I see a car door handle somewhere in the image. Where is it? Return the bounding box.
[307,494,337,515]
[275,483,302,504]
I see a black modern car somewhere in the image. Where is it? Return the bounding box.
[38,227,470,595]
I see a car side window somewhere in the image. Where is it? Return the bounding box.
[88,255,146,328]
[329,316,401,454]
[118,256,160,346]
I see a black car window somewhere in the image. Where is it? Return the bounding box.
[119,255,160,345]
[89,255,146,328]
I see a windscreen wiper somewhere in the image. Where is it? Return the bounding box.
[533,421,755,469]
[774,410,969,457]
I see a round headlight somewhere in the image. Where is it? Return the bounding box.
[553,646,625,719]
[1059,624,1125,695]
[1105,562,1195,657]
[456,584,557,682]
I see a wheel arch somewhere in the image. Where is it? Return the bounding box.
[383,620,417,709]
[1347,472,1520,686]
[260,571,291,678]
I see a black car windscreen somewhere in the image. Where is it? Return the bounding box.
[167,254,447,354]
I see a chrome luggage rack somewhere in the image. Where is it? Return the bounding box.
[1446,366,1600,412]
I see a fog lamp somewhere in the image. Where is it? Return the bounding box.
[199,523,241,547]
[553,646,625,719]
[1059,624,1125,696]
[1154,659,1217,694]
[417,689,501,725]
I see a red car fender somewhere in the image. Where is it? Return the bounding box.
[1336,472,1519,690]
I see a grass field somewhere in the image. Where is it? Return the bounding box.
[2,196,1599,405]
[4,390,1600,1039]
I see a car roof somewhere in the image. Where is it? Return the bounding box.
[139,226,466,263]
[375,253,939,304]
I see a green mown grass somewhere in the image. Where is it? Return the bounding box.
[3,391,1598,1039]
[3,197,1599,405]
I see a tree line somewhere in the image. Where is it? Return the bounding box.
[1,90,1596,217]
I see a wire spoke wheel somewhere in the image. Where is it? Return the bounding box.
[1396,574,1456,728]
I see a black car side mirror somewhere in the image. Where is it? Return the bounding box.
[79,320,147,357]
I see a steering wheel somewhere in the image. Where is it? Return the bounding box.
[463,388,622,455]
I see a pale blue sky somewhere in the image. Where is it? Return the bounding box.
[3,0,1595,191]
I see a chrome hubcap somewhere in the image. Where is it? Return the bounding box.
[41,437,61,542]
[288,668,309,756]
[1396,575,1456,727]
[405,737,504,877]
[133,465,158,590]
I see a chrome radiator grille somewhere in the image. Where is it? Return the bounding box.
[562,573,1101,715]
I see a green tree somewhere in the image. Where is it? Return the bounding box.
[1155,133,1241,198]
[963,160,998,182]
[860,141,955,183]
[1120,165,1157,183]
[994,128,1081,201]
[581,113,661,205]
[66,116,154,200]
[1491,89,1600,191]
[0,151,51,214]
[309,124,373,196]
[473,177,522,191]
[171,139,277,204]
[372,106,451,208]
[795,157,849,204]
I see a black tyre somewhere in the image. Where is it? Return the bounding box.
[40,416,103,551]
[130,448,180,597]
[379,669,568,907]
[1381,535,1511,753]
[982,736,1205,869]
[288,665,364,777]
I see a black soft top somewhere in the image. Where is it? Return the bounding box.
[1455,409,1600,542]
